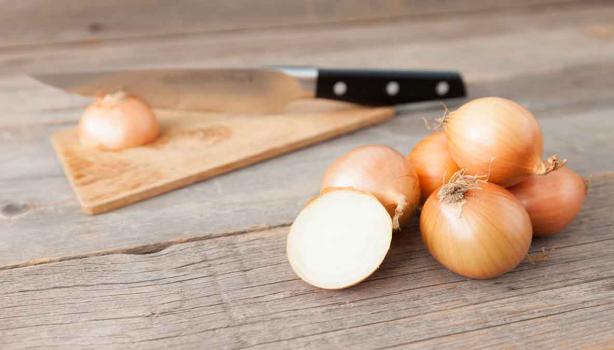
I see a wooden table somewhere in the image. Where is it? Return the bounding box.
[1,1,613,348]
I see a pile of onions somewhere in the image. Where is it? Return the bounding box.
[509,166,587,236]
[420,171,532,279]
[443,97,563,187]
[407,132,459,202]
[79,91,160,151]
[286,96,589,288]
[321,145,420,230]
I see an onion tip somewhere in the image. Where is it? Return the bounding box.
[537,154,567,176]
[438,170,485,205]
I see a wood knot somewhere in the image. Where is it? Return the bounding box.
[2,203,30,218]
[88,22,104,33]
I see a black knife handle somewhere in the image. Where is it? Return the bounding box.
[315,69,466,106]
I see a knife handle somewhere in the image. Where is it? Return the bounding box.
[315,69,466,106]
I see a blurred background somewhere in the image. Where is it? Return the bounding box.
[1,0,611,74]
[3,0,613,123]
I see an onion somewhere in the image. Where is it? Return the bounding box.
[79,91,160,151]
[287,189,393,289]
[420,171,532,279]
[407,132,459,202]
[509,166,587,237]
[321,145,420,230]
[444,97,563,187]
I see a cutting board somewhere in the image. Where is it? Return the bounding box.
[51,100,395,214]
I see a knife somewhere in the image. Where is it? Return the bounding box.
[32,67,466,113]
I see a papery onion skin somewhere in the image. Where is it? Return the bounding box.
[509,166,587,237]
[408,132,459,202]
[444,97,553,187]
[321,145,420,229]
[79,92,160,151]
[420,177,532,279]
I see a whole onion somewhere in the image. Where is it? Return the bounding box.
[79,91,160,151]
[509,166,587,236]
[444,97,563,187]
[408,132,459,202]
[420,171,532,279]
[321,145,420,229]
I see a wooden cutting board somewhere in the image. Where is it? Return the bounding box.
[51,100,394,214]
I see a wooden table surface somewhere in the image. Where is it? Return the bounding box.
[1,1,613,348]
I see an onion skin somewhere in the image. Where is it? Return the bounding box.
[444,97,555,187]
[321,145,420,230]
[420,178,532,279]
[408,132,459,202]
[79,92,160,151]
[508,166,587,237]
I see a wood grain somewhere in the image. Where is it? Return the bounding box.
[0,0,582,48]
[51,103,393,214]
[1,175,612,349]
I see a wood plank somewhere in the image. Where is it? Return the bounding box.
[399,304,614,349]
[2,3,614,127]
[1,175,612,349]
[0,0,583,49]
[1,61,614,268]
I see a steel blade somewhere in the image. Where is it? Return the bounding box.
[32,68,312,113]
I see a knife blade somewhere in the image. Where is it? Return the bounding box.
[31,67,466,113]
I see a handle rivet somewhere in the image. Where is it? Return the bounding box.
[386,81,400,96]
[436,81,450,96]
[333,81,347,96]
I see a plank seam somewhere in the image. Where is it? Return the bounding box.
[0,222,290,271]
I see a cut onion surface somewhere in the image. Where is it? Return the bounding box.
[287,189,393,289]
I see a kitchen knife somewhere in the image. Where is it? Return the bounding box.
[32,67,466,113]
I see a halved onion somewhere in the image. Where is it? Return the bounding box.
[287,189,392,289]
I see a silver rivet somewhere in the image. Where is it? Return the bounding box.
[333,81,347,96]
[386,81,400,96]
[436,81,450,96]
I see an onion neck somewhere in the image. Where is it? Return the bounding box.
[391,195,407,231]
[536,154,567,176]
[102,90,128,105]
[438,169,484,205]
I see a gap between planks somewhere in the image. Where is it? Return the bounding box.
[2,172,613,272]
[0,222,289,271]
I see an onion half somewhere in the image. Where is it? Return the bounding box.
[287,189,393,289]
